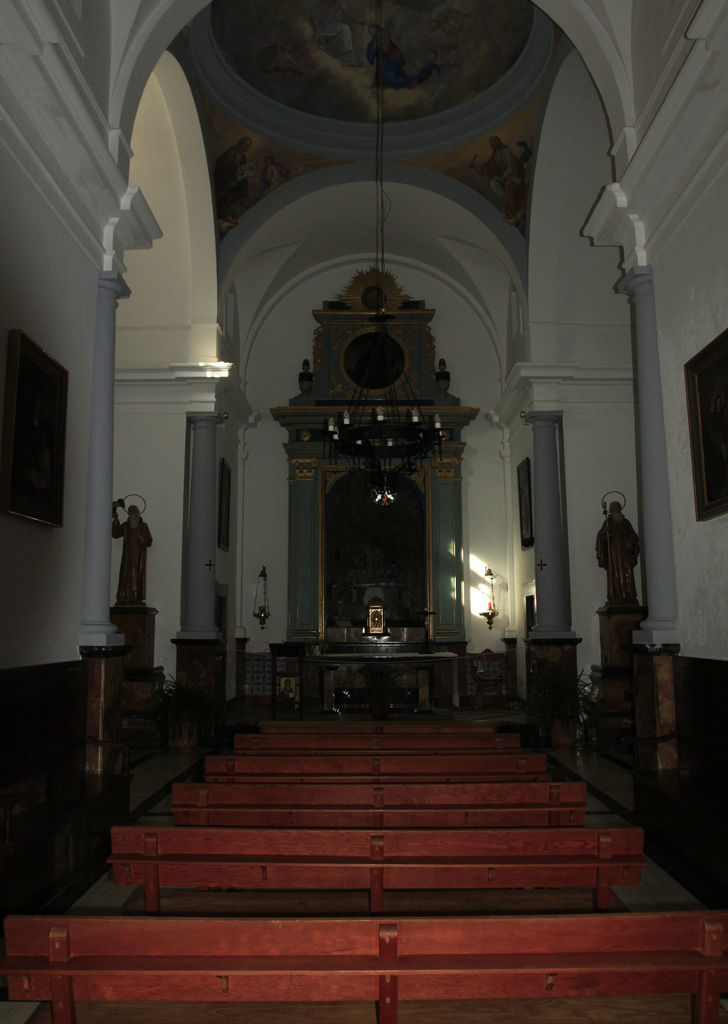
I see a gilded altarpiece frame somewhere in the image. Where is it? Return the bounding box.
[272,271,477,644]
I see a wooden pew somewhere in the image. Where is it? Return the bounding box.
[233,730,520,751]
[4,911,726,1024]
[204,750,548,783]
[173,779,587,828]
[258,720,497,733]
[108,823,645,913]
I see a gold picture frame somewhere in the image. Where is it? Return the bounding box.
[685,328,728,521]
[0,330,68,526]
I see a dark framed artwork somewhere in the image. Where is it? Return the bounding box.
[517,456,534,547]
[217,457,231,550]
[0,330,68,526]
[685,328,728,521]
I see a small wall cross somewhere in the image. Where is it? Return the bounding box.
[537,559,548,571]
[205,560,214,572]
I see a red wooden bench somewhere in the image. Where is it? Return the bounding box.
[108,823,644,913]
[3,911,726,1024]
[233,730,520,751]
[204,750,548,783]
[173,779,587,828]
[258,720,497,733]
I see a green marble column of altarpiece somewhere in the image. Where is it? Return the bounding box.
[430,464,466,642]
[286,462,320,641]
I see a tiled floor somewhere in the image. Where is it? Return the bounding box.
[0,730,723,1023]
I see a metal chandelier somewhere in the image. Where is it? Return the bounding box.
[327,0,442,506]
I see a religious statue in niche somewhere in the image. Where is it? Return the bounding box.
[112,496,153,605]
[595,494,639,604]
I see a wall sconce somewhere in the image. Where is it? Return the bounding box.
[253,566,270,629]
[479,566,499,630]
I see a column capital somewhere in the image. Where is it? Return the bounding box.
[616,264,654,297]
[187,411,225,426]
[97,270,131,300]
[525,410,562,427]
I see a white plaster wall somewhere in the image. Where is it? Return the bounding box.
[652,160,728,662]
[112,51,221,672]
[528,48,632,367]
[0,145,98,668]
[630,1,696,128]
[112,402,187,676]
[524,47,639,673]
[215,412,242,697]
[561,396,639,674]
[116,52,218,368]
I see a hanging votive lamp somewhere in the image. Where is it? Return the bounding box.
[479,566,499,630]
[253,566,270,629]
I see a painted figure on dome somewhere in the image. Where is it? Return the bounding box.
[213,136,254,230]
[471,135,531,230]
[366,24,443,89]
[312,0,362,66]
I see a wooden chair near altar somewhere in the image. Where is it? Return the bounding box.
[469,648,508,709]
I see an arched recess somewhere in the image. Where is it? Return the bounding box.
[518,44,637,675]
[116,49,218,365]
[113,47,219,677]
[535,1,635,158]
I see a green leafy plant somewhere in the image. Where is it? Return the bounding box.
[526,669,598,727]
[307,633,330,656]
[154,676,215,747]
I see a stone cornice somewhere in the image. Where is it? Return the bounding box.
[583,0,728,270]
[0,0,159,271]
[114,362,239,416]
[495,362,635,426]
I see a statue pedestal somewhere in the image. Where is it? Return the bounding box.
[597,603,646,672]
[593,604,646,714]
[109,606,161,675]
[109,606,163,741]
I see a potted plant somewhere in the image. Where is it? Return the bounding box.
[307,633,329,656]
[357,663,400,720]
[526,669,598,749]
[154,677,215,749]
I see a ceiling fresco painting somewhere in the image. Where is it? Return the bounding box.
[203,94,345,234]
[182,1,551,237]
[209,0,534,124]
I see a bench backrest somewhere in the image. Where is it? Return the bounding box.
[203,752,547,780]
[233,732,519,751]
[173,779,585,809]
[258,721,496,733]
[5,910,725,960]
[109,824,643,860]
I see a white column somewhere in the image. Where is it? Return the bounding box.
[177,412,222,639]
[79,271,130,649]
[618,267,680,647]
[526,411,575,639]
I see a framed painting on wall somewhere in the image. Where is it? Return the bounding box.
[517,456,534,547]
[217,457,231,550]
[0,330,68,526]
[685,328,728,521]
